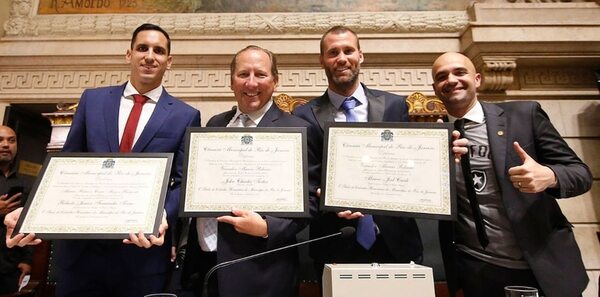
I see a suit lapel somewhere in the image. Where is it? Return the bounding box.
[257,103,283,127]
[365,85,385,122]
[222,109,236,127]
[104,84,125,152]
[482,102,507,181]
[132,88,172,152]
[312,92,335,131]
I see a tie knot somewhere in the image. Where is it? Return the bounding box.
[341,97,358,112]
[454,118,464,130]
[133,94,149,105]
[237,113,253,127]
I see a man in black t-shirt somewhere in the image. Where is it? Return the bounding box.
[0,125,33,294]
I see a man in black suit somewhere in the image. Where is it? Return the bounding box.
[432,52,592,297]
[293,26,423,279]
[183,45,320,297]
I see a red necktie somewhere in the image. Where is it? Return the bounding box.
[119,94,148,152]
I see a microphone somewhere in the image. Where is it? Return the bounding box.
[201,226,355,297]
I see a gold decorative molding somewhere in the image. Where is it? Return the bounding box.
[274,93,309,113]
[476,57,517,92]
[3,0,469,38]
[406,92,446,122]
[41,110,74,125]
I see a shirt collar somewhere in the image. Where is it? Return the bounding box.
[1,164,17,179]
[327,83,367,110]
[232,99,274,126]
[123,81,163,103]
[448,101,484,124]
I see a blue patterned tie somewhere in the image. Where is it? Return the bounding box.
[340,97,376,250]
[340,97,358,122]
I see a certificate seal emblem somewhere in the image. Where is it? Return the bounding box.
[102,159,115,169]
[380,130,394,142]
[241,135,253,145]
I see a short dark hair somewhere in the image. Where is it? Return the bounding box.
[131,23,171,54]
[319,25,360,55]
[230,45,279,81]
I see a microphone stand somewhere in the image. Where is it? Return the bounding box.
[201,228,354,297]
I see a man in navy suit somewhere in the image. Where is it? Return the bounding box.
[182,45,319,297]
[5,23,201,297]
[433,52,591,297]
[292,25,423,280]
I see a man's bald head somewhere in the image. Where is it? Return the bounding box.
[431,52,481,118]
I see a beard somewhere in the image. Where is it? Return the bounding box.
[0,156,12,166]
[326,67,360,91]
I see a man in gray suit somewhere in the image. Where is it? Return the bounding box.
[433,52,591,297]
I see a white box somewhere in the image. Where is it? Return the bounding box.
[322,263,435,297]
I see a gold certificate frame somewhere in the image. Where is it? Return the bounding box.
[322,122,456,220]
[181,127,309,218]
[15,153,173,239]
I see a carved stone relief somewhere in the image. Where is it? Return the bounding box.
[476,58,518,92]
[0,68,437,100]
[505,0,597,3]
[519,67,597,89]
[4,0,469,37]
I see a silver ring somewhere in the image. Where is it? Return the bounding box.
[518,182,522,188]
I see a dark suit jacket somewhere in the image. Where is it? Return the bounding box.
[292,84,424,265]
[188,103,320,297]
[58,84,201,277]
[440,101,592,297]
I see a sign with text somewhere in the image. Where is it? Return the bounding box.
[38,0,193,14]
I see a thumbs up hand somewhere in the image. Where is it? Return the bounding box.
[508,141,557,193]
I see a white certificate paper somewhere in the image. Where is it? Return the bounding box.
[181,127,308,217]
[16,153,173,239]
[322,123,456,220]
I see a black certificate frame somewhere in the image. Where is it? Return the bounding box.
[321,122,457,221]
[180,127,309,218]
[14,152,173,240]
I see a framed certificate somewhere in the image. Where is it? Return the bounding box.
[322,122,456,220]
[181,127,309,218]
[15,153,173,239]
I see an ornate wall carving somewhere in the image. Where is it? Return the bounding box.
[505,0,597,3]
[5,66,593,99]
[519,67,597,89]
[4,0,469,37]
[0,68,437,100]
[476,58,517,92]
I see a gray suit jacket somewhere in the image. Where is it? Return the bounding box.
[441,101,592,297]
